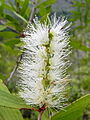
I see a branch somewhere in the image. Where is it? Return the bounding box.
[6,55,22,85]
[6,65,17,85]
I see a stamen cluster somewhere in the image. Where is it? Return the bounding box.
[17,15,70,109]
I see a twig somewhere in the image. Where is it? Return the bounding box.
[6,55,22,85]
[37,111,44,120]
[6,65,17,85]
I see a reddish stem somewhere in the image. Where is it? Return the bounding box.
[20,105,46,112]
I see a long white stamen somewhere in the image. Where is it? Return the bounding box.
[17,14,70,109]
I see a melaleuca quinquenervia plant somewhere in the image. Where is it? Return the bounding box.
[17,14,71,115]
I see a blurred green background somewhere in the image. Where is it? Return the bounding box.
[0,0,90,119]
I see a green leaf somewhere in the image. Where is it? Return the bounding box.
[0,31,18,39]
[52,94,90,120]
[24,7,30,19]
[0,80,31,109]
[0,25,7,31]
[36,0,55,8]
[4,4,14,11]
[20,0,29,16]
[0,89,28,109]
[0,0,5,17]
[4,38,20,47]
[4,13,18,24]
[0,43,16,55]
[0,80,24,120]
[8,0,16,11]
[36,0,55,16]
[13,11,27,23]
[0,79,9,93]
[0,74,5,80]
[39,5,48,16]
[0,106,24,120]
[71,1,85,8]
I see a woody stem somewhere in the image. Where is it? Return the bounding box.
[37,111,44,120]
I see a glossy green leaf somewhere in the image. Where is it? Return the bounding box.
[52,94,90,120]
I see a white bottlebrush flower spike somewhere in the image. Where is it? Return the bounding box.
[17,15,70,109]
